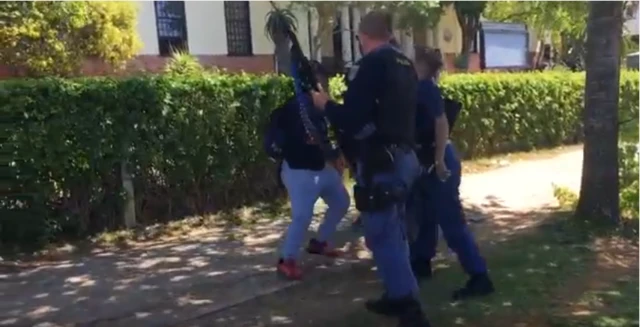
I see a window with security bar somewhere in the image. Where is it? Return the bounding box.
[154,1,189,56]
[224,1,253,56]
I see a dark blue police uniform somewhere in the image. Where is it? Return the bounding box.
[322,44,424,318]
[409,78,494,301]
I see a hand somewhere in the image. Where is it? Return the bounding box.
[329,155,346,176]
[310,83,329,110]
[435,161,451,182]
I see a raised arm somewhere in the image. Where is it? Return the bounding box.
[323,58,381,138]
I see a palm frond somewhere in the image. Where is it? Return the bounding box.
[264,3,298,41]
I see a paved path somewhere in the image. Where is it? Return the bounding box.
[0,150,583,327]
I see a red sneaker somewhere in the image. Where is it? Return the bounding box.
[277,258,303,280]
[306,238,342,258]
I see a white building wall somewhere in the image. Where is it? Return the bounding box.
[341,7,353,65]
[293,7,312,58]
[185,1,227,55]
[249,1,274,55]
[136,1,160,55]
[135,1,310,57]
[624,5,639,36]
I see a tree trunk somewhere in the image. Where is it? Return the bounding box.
[274,35,291,75]
[575,1,624,224]
[273,35,291,75]
[460,22,475,54]
[454,7,478,56]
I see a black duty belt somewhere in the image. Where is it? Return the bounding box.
[385,143,413,153]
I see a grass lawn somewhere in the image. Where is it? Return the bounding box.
[209,212,638,327]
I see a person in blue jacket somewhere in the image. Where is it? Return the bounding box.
[264,61,350,281]
[409,48,495,301]
[311,11,430,327]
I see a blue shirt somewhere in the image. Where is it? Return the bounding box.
[265,97,334,171]
[418,79,444,119]
[416,78,445,144]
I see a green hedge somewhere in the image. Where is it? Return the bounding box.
[3,74,292,248]
[440,71,638,157]
[2,71,638,248]
[619,143,639,224]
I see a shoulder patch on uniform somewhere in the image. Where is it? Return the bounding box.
[348,64,360,81]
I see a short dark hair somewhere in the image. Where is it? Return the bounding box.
[358,10,393,40]
[415,48,443,73]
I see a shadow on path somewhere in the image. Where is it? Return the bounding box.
[0,150,590,327]
[194,210,638,327]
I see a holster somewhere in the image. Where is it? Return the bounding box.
[353,143,406,213]
[353,183,404,212]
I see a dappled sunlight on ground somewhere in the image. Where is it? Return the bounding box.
[549,236,639,327]
[0,204,365,326]
[2,148,620,327]
[201,213,638,327]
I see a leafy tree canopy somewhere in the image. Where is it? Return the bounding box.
[362,1,443,30]
[265,2,298,42]
[0,1,141,77]
[484,1,588,41]
[292,1,442,32]
[441,1,487,55]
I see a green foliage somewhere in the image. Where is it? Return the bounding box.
[328,74,347,102]
[361,1,443,30]
[485,2,632,70]
[3,73,292,249]
[552,184,579,210]
[2,70,638,249]
[265,2,298,75]
[622,35,640,56]
[441,1,487,53]
[0,1,141,77]
[293,1,442,33]
[554,141,638,232]
[484,1,589,69]
[164,50,205,76]
[264,3,298,41]
[619,143,638,222]
[484,1,588,42]
[438,71,639,157]
[289,1,339,33]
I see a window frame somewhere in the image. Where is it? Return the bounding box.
[223,1,254,57]
[154,1,189,57]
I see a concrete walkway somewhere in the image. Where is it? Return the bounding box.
[0,150,583,327]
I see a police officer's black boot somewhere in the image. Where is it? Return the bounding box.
[411,260,433,282]
[365,293,418,317]
[451,273,495,301]
[396,301,432,327]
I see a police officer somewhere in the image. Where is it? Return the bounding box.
[409,48,495,301]
[351,36,401,233]
[264,61,351,281]
[311,11,430,327]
